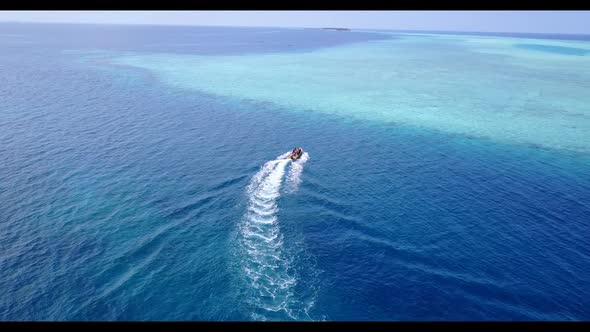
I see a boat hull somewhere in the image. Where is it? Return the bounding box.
[289,149,303,161]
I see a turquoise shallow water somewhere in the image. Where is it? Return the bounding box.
[114,32,590,154]
[1,23,590,321]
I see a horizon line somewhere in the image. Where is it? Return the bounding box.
[1,20,590,37]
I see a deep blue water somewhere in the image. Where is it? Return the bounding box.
[514,43,590,56]
[380,29,590,41]
[1,23,590,321]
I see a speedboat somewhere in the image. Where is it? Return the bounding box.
[289,147,303,161]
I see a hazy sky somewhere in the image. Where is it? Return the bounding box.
[0,11,589,34]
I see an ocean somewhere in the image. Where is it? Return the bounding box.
[0,22,589,321]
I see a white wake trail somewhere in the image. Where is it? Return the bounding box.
[285,152,309,193]
[238,152,298,320]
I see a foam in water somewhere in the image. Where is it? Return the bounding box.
[285,152,309,193]
[238,152,303,320]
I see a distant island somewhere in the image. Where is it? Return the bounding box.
[304,27,351,31]
[321,27,351,31]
